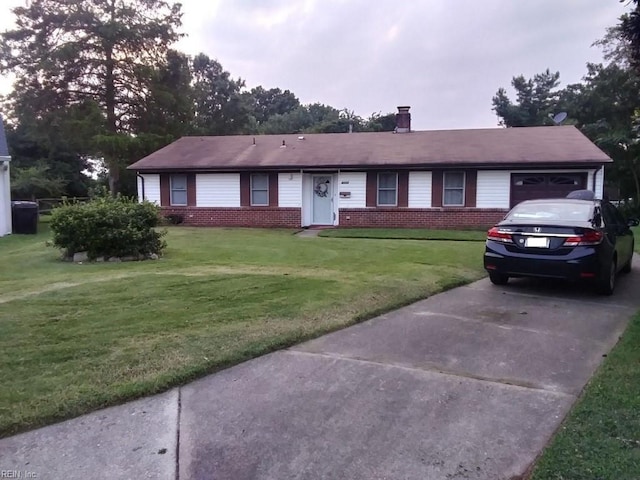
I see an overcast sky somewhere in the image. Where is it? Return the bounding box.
[0,0,630,130]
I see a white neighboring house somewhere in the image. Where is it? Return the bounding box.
[0,115,11,237]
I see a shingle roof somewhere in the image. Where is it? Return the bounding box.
[128,125,612,171]
[0,115,9,157]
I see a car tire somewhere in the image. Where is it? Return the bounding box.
[596,259,616,295]
[489,272,509,285]
[622,245,633,274]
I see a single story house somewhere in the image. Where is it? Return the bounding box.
[128,107,611,229]
[0,115,11,237]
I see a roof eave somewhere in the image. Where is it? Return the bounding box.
[128,159,611,172]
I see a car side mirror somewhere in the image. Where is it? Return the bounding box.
[628,218,639,227]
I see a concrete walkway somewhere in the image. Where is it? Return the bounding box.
[294,229,323,237]
[2,266,639,479]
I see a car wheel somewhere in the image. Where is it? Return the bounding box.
[622,245,633,274]
[489,272,509,285]
[596,259,616,295]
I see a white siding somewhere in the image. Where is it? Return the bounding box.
[337,172,366,208]
[0,158,11,236]
[477,169,605,209]
[476,171,511,208]
[591,168,604,198]
[302,174,312,226]
[278,172,302,207]
[408,171,431,208]
[196,173,240,207]
[138,173,160,204]
[136,175,143,202]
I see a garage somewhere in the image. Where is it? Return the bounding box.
[510,173,587,207]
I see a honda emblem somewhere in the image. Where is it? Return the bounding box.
[534,227,541,233]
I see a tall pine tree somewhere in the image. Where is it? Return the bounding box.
[0,0,183,193]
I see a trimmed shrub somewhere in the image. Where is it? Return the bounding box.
[165,214,184,225]
[50,196,166,259]
[617,200,640,221]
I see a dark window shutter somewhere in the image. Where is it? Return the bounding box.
[269,173,278,206]
[464,170,477,208]
[431,170,443,207]
[366,171,377,207]
[240,173,250,206]
[398,171,409,207]
[160,174,170,206]
[187,174,196,206]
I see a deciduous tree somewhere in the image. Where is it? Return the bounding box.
[10,163,66,200]
[6,100,104,198]
[492,69,561,127]
[365,112,397,132]
[244,87,300,124]
[190,54,249,135]
[619,1,640,72]
[560,63,640,204]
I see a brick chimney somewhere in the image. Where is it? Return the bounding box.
[395,106,411,133]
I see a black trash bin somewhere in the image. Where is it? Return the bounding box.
[11,201,39,234]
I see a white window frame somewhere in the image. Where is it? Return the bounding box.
[443,171,465,207]
[170,174,188,206]
[251,173,269,206]
[377,172,398,206]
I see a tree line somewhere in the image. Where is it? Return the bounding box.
[0,0,396,199]
[3,1,640,203]
[492,2,640,207]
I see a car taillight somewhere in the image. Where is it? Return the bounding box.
[487,227,513,243]
[564,230,603,246]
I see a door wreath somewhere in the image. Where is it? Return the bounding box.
[314,181,329,197]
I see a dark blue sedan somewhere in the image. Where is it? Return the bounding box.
[484,196,636,295]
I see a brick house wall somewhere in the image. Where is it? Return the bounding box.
[160,206,505,229]
[155,168,507,229]
[339,208,507,229]
[147,168,599,229]
[161,206,301,228]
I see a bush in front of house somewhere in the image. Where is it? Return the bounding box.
[616,200,640,221]
[50,196,166,260]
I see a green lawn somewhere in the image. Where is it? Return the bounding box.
[531,226,640,477]
[318,227,487,241]
[530,313,640,479]
[0,225,485,437]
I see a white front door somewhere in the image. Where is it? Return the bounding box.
[312,175,333,225]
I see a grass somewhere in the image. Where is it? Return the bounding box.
[530,312,640,479]
[0,224,485,437]
[318,227,487,241]
[633,226,640,253]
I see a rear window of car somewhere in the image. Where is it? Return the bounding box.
[506,201,593,222]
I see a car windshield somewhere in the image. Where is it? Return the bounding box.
[506,201,593,222]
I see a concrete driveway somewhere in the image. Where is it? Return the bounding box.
[2,265,639,479]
